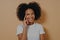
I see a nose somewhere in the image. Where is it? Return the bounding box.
[30,14,33,17]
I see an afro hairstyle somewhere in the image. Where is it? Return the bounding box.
[17,2,41,21]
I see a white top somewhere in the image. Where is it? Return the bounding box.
[16,22,45,40]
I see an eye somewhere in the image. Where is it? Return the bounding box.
[26,13,30,15]
[32,13,34,15]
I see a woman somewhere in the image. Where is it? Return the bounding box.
[16,2,45,40]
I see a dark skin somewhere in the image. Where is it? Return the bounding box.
[17,9,45,40]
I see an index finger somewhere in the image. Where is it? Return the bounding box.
[24,17,26,21]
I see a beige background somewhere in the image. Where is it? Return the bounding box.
[0,0,60,40]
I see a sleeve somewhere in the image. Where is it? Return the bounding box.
[16,25,23,35]
[39,24,45,34]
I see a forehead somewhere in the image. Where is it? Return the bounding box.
[25,8,34,13]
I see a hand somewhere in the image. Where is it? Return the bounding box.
[23,17,29,28]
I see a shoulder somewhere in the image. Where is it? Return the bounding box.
[35,23,43,27]
[16,23,23,35]
[17,23,23,29]
[34,23,44,29]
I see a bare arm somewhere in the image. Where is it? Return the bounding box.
[17,17,29,40]
[21,27,28,40]
[17,33,23,40]
[40,34,45,40]
[17,27,28,40]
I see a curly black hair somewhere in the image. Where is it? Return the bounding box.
[17,2,41,21]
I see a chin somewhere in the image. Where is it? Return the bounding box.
[30,21,34,23]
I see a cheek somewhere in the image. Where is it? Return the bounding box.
[25,14,35,19]
[26,15,29,18]
[32,15,35,19]
[25,15,30,19]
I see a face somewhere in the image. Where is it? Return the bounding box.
[25,8,35,24]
